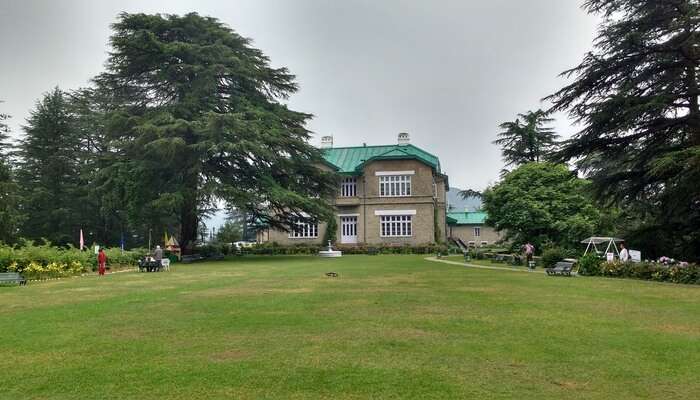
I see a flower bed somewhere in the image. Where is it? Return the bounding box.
[0,242,146,280]
[576,254,700,285]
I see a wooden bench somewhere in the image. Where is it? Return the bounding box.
[546,261,575,276]
[181,254,205,264]
[0,272,27,285]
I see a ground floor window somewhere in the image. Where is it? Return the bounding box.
[289,219,318,238]
[474,227,481,237]
[380,215,412,237]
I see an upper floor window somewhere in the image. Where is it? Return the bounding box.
[474,227,481,237]
[340,177,357,197]
[289,219,318,239]
[379,175,411,197]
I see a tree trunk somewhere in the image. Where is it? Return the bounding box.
[180,192,198,255]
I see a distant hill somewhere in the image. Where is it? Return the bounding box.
[447,187,482,212]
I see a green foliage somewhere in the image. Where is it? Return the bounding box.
[577,253,602,276]
[0,241,145,279]
[323,215,338,244]
[493,109,559,171]
[243,243,449,256]
[482,163,608,251]
[95,12,338,251]
[0,160,22,244]
[582,260,700,285]
[15,88,87,245]
[547,0,700,261]
[216,220,243,243]
[541,248,567,268]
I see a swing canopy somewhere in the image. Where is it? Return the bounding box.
[581,237,624,257]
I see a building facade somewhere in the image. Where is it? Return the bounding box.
[258,133,449,246]
[446,211,503,247]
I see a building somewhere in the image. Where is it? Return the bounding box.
[446,211,503,247]
[258,133,449,246]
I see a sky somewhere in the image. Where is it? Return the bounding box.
[0,0,600,192]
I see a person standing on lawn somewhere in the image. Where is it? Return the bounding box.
[619,242,630,262]
[524,242,535,269]
[97,248,107,276]
[154,245,163,268]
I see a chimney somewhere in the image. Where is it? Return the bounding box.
[320,135,333,149]
[398,132,410,146]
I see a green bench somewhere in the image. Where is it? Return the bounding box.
[0,272,27,286]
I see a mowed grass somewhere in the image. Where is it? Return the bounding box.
[1,255,699,400]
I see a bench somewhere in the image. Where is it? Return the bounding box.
[181,254,205,264]
[546,261,575,276]
[0,272,27,285]
[493,254,508,263]
[367,248,379,255]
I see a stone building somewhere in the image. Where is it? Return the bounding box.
[257,133,449,246]
[446,211,503,247]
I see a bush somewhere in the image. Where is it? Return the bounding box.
[576,253,602,276]
[580,259,700,285]
[541,247,567,268]
[241,243,448,256]
[0,241,145,280]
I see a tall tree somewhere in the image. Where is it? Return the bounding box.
[0,105,22,243]
[482,163,609,252]
[493,109,559,170]
[16,88,85,244]
[546,0,700,260]
[95,13,337,252]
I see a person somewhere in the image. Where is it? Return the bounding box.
[619,241,630,262]
[524,242,535,269]
[97,248,107,276]
[154,245,163,269]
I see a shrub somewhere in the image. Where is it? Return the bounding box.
[541,247,567,268]
[241,243,448,256]
[0,241,145,280]
[579,259,700,285]
[576,253,602,276]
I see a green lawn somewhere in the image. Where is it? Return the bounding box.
[1,255,699,399]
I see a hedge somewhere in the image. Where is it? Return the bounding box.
[240,243,451,256]
[577,256,700,285]
[0,241,146,280]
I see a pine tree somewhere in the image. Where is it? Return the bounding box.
[546,0,700,260]
[95,13,337,252]
[493,109,559,170]
[16,88,85,244]
[0,104,22,243]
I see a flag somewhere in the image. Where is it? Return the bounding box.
[79,229,84,251]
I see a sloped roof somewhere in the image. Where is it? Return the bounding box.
[447,211,488,225]
[322,144,441,174]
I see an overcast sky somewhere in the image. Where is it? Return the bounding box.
[0,0,599,191]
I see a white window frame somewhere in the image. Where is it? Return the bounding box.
[480,241,488,247]
[340,176,357,197]
[380,215,413,237]
[288,219,318,239]
[379,175,412,197]
[474,227,481,237]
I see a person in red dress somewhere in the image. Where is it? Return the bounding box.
[97,249,107,276]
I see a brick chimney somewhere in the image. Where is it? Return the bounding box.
[398,132,410,146]
[320,135,333,149]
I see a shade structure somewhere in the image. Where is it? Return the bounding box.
[581,237,624,257]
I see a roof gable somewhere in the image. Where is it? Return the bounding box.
[322,144,441,174]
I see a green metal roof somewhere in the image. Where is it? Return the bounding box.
[447,211,487,225]
[322,144,441,174]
